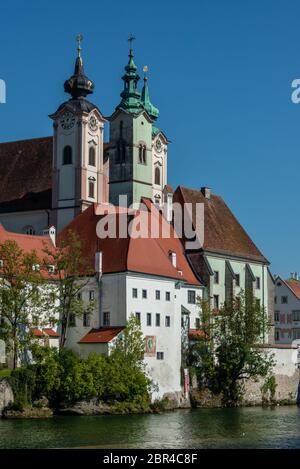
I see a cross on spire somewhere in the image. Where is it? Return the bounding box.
[76,33,83,57]
[128,33,135,50]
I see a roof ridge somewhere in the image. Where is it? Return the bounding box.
[0,136,52,146]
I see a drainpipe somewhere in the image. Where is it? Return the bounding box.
[95,252,103,327]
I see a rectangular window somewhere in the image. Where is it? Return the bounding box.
[213,295,219,310]
[132,288,138,298]
[195,317,200,329]
[281,296,288,304]
[89,290,95,301]
[274,296,277,304]
[103,312,110,326]
[274,311,280,322]
[214,271,219,284]
[292,329,300,340]
[256,277,261,290]
[235,274,240,287]
[293,310,300,321]
[77,292,82,301]
[187,290,196,304]
[157,352,164,360]
[165,315,171,327]
[155,290,160,300]
[142,289,147,299]
[156,313,160,327]
[83,312,91,327]
[135,312,141,324]
[69,314,76,327]
[275,329,280,341]
[146,313,152,326]
[88,181,95,199]
[165,291,171,301]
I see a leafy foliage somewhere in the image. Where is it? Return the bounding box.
[9,318,151,409]
[43,230,94,348]
[189,290,275,406]
[0,240,50,368]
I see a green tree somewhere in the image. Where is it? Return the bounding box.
[43,230,94,348]
[190,291,274,406]
[0,240,49,369]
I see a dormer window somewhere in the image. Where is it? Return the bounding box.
[63,145,72,165]
[23,225,35,235]
[32,264,40,272]
[89,146,96,166]
[169,251,177,268]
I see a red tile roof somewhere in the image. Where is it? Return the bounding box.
[58,201,201,286]
[173,186,268,263]
[42,328,60,337]
[284,279,300,300]
[0,137,53,213]
[0,137,110,214]
[188,329,206,339]
[0,223,54,259]
[32,328,60,338]
[79,327,124,344]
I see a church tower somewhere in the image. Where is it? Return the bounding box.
[108,37,168,207]
[49,36,107,231]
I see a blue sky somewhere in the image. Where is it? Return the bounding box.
[0,0,299,277]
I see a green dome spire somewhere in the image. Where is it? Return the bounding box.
[141,66,159,120]
[116,35,143,114]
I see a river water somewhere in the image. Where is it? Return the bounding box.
[0,407,300,449]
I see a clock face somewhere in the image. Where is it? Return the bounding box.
[155,139,163,153]
[60,112,75,130]
[89,115,98,131]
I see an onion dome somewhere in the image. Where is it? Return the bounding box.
[64,34,94,99]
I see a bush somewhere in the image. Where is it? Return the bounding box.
[9,346,151,409]
[9,367,36,410]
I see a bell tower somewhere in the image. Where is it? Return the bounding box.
[108,37,154,207]
[49,35,107,231]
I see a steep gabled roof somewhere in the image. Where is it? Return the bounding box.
[58,201,201,286]
[173,186,268,263]
[0,136,53,213]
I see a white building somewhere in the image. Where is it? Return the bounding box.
[274,274,300,344]
[60,201,203,399]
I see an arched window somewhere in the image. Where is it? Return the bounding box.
[142,145,147,164]
[63,145,72,165]
[89,146,96,166]
[88,177,96,199]
[139,144,143,163]
[155,167,161,185]
[138,144,147,164]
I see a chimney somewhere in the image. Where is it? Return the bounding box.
[201,187,211,199]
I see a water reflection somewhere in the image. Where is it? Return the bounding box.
[0,407,300,449]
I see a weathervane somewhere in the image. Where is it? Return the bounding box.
[76,33,83,58]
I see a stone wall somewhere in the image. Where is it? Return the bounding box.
[243,346,300,405]
[0,378,14,416]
